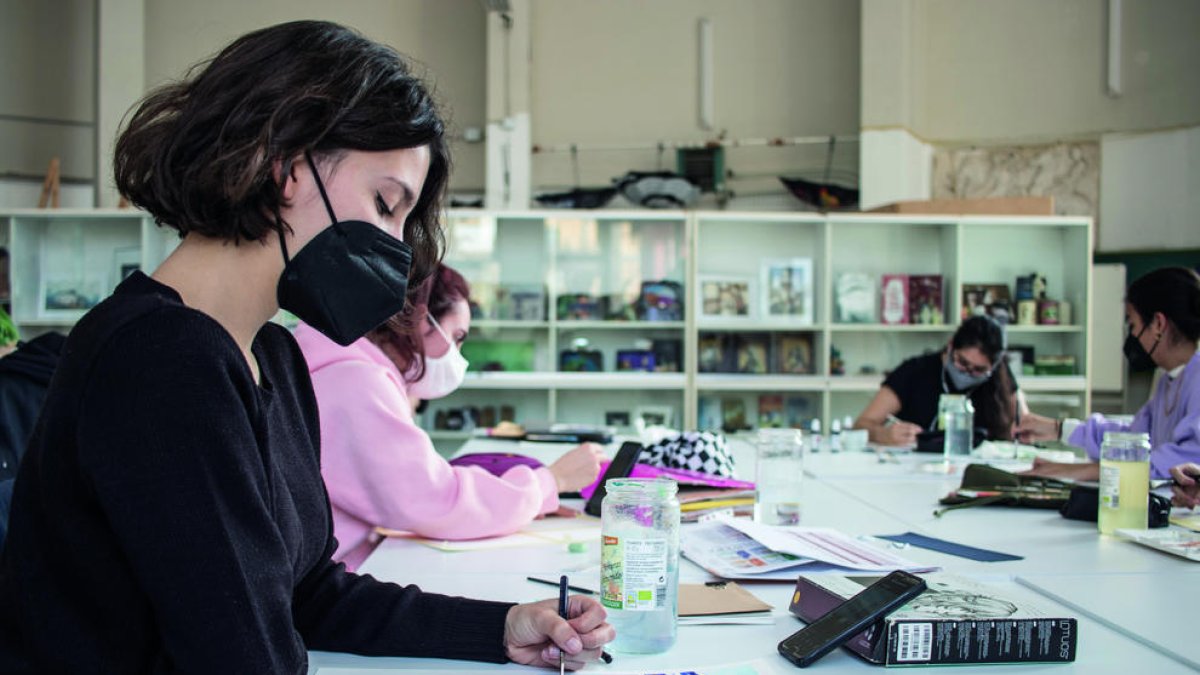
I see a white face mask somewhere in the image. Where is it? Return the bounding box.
[407,314,469,400]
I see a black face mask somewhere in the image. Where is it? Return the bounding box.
[1122,323,1161,373]
[276,152,413,346]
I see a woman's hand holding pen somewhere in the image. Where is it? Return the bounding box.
[1169,463,1200,509]
[504,595,614,670]
[878,419,921,447]
[1012,412,1058,443]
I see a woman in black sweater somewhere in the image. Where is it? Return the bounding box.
[0,21,612,673]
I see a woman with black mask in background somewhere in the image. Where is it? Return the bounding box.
[1018,266,1200,481]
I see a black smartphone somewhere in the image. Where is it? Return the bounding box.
[583,441,644,517]
[778,570,926,668]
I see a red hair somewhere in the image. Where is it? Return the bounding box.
[368,264,471,381]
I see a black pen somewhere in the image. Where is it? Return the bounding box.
[542,575,612,666]
[557,575,568,675]
[527,575,597,595]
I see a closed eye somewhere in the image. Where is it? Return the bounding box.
[376,193,394,217]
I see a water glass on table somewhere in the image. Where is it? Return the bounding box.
[754,428,804,526]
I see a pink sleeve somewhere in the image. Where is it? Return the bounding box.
[314,360,558,540]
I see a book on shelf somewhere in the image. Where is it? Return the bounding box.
[907,274,944,324]
[880,274,909,325]
[834,272,876,323]
[757,394,784,428]
[789,573,1077,666]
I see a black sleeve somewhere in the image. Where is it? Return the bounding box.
[292,556,515,662]
[883,355,925,407]
[77,315,309,672]
[268,324,517,663]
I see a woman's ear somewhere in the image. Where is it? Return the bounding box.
[274,157,301,203]
[1153,311,1170,338]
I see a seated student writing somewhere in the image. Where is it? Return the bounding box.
[854,315,1025,448]
[0,21,612,672]
[1017,267,1200,480]
[296,263,605,570]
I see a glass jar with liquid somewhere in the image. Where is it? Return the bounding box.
[600,478,680,653]
[938,394,974,465]
[1098,432,1151,535]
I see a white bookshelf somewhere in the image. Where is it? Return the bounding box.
[1,209,1092,456]
[0,209,176,334]
[428,209,1092,453]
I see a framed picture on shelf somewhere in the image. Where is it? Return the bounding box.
[720,397,748,432]
[634,405,674,429]
[698,334,728,373]
[961,283,1012,323]
[38,279,102,320]
[508,285,545,321]
[560,348,604,372]
[615,349,656,372]
[557,293,606,321]
[605,411,631,428]
[638,280,684,321]
[757,394,785,429]
[112,246,141,287]
[699,276,753,320]
[834,272,875,323]
[734,334,768,374]
[698,396,722,431]
[760,258,814,323]
[774,333,814,374]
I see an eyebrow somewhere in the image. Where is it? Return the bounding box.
[385,177,417,210]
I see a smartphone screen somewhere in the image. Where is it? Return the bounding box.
[778,570,926,668]
[583,441,644,517]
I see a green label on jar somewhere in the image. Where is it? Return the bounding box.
[601,534,668,612]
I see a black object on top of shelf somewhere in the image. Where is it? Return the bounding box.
[779,176,859,211]
[534,187,618,209]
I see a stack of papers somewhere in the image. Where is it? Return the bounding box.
[679,487,756,522]
[682,515,938,580]
[1116,528,1200,562]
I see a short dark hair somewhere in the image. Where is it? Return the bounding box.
[1126,266,1200,343]
[113,20,448,285]
[369,264,472,383]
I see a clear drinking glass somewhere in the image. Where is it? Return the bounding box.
[754,428,804,526]
[939,394,974,465]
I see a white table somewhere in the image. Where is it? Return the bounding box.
[309,441,1200,673]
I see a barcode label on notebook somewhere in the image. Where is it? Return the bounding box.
[896,622,933,662]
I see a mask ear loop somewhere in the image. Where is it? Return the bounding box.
[426,312,459,354]
[304,151,340,224]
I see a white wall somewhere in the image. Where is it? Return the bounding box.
[911,0,1200,142]
[528,0,862,197]
[142,0,488,192]
[1100,125,1200,251]
[0,0,96,185]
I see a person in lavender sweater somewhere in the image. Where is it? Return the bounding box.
[1017,267,1200,480]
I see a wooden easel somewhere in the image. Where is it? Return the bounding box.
[38,157,61,208]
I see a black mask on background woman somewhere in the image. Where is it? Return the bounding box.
[1123,324,1161,372]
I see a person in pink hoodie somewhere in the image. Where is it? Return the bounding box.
[296,264,604,569]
